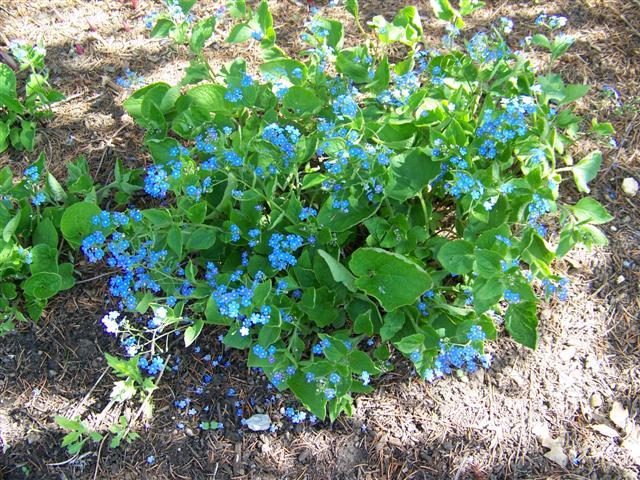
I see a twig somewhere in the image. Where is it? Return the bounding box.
[76,270,116,285]
[70,366,110,419]
[47,451,92,467]
[92,435,108,480]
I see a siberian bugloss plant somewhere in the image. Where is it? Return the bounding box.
[78,0,612,421]
[0,41,64,153]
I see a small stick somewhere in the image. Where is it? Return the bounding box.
[70,366,110,419]
[92,435,108,480]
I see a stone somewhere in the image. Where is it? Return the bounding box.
[245,414,271,431]
[621,177,638,197]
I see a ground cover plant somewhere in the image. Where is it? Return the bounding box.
[0,41,64,153]
[67,0,611,422]
[3,0,639,478]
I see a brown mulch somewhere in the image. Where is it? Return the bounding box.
[0,0,639,479]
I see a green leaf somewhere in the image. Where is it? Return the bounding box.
[184,319,204,347]
[226,23,253,43]
[472,276,504,313]
[258,325,280,346]
[311,18,343,50]
[571,197,613,225]
[380,310,405,341]
[58,263,76,290]
[260,59,307,86]
[46,172,67,202]
[345,0,359,20]
[0,64,24,113]
[394,333,424,355]
[3,212,20,242]
[387,149,439,201]
[591,120,615,136]
[288,372,326,420]
[353,311,373,336]
[151,19,175,38]
[572,150,602,193]
[300,287,339,327]
[531,34,551,50]
[437,240,474,275]
[29,244,58,274]
[60,202,101,248]
[336,46,371,84]
[142,208,172,226]
[317,249,356,292]
[223,327,252,349]
[20,121,35,151]
[23,272,61,299]
[189,16,216,54]
[474,249,502,277]
[348,350,378,374]
[205,296,232,325]
[187,84,230,114]
[560,84,589,106]
[186,227,216,250]
[167,226,183,256]
[429,0,459,23]
[505,301,538,349]
[282,87,323,116]
[367,56,390,94]
[350,248,432,311]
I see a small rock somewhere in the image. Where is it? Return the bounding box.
[298,449,311,464]
[590,393,603,408]
[622,177,639,197]
[592,423,619,438]
[560,346,577,362]
[245,414,271,431]
[616,275,625,284]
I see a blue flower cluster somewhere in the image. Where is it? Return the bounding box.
[476,96,536,161]
[377,71,421,107]
[261,123,301,167]
[467,32,510,64]
[115,68,145,89]
[445,172,485,200]
[268,233,303,270]
[422,341,492,382]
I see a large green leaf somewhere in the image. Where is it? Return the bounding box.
[387,149,439,201]
[572,150,602,193]
[316,249,356,292]
[571,197,613,225]
[504,301,538,349]
[60,202,101,248]
[23,272,61,299]
[349,248,432,311]
[288,372,326,420]
[437,240,474,275]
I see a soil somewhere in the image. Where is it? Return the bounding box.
[1,0,639,479]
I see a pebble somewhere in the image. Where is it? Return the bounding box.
[621,177,638,197]
[590,392,603,408]
[616,275,625,284]
[245,414,271,431]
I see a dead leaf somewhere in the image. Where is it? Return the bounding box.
[622,424,640,464]
[533,422,568,467]
[610,401,629,430]
[593,424,619,438]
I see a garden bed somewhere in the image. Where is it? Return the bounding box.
[1,0,639,479]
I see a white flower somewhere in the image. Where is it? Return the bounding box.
[101,311,121,334]
[239,326,250,337]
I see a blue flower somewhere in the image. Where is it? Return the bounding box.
[467,325,486,342]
